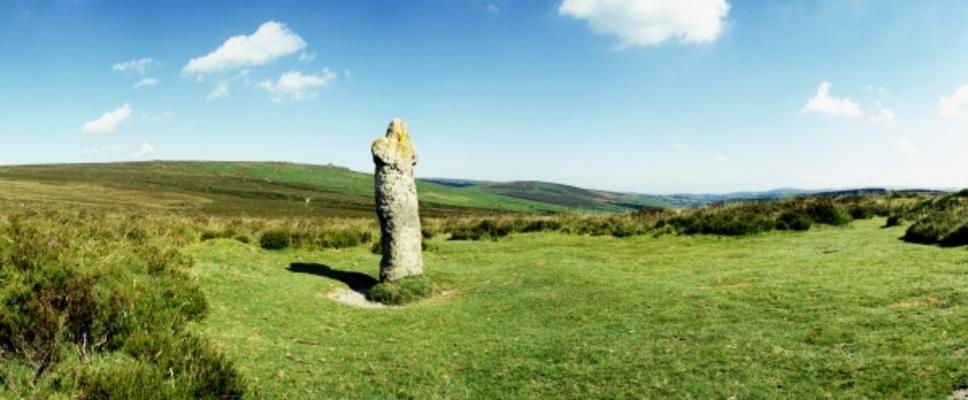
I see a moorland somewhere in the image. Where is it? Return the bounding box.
[0,161,965,398]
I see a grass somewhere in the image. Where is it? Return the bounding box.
[188,218,968,398]
[0,161,569,217]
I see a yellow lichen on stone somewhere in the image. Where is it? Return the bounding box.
[372,118,416,166]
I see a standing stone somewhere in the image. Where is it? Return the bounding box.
[372,118,423,281]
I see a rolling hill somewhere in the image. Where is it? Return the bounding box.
[0,161,571,217]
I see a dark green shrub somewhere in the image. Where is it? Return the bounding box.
[200,230,220,241]
[777,210,812,231]
[76,356,173,400]
[884,215,903,227]
[902,191,967,246]
[259,230,291,250]
[806,202,851,226]
[367,275,434,305]
[941,225,968,246]
[320,229,371,249]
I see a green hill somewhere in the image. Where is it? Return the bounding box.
[0,161,570,217]
[425,179,674,211]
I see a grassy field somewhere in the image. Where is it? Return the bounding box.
[0,163,963,398]
[189,218,968,398]
[0,162,569,217]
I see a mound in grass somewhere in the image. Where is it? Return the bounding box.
[366,275,434,305]
[903,189,968,246]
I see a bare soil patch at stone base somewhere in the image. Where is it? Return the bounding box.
[327,288,387,308]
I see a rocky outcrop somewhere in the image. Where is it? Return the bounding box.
[372,118,423,281]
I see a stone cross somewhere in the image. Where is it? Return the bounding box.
[371,118,423,281]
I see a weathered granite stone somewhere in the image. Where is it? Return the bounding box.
[372,118,423,281]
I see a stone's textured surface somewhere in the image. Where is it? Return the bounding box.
[372,118,423,281]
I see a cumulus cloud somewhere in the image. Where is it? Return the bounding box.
[257,69,336,102]
[134,77,159,88]
[938,84,968,120]
[183,21,306,76]
[81,104,133,134]
[892,140,919,157]
[206,83,230,101]
[113,58,159,75]
[130,142,155,159]
[558,0,730,47]
[801,81,863,118]
[869,103,896,124]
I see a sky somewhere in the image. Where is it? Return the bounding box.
[1,0,967,194]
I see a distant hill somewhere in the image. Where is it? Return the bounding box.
[0,161,948,217]
[0,162,569,218]
[423,179,674,211]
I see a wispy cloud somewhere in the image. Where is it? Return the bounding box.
[864,84,890,96]
[206,83,230,101]
[938,84,968,120]
[130,142,155,159]
[801,81,863,118]
[80,144,123,155]
[558,0,731,47]
[258,69,336,102]
[134,77,160,88]
[81,104,132,134]
[869,103,896,124]
[112,58,159,75]
[183,21,306,76]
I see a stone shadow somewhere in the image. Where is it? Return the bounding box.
[288,262,378,294]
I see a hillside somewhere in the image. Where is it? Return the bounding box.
[0,162,569,217]
[422,179,674,211]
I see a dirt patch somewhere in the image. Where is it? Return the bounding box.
[889,297,941,309]
[951,388,968,400]
[327,288,386,309]
[717,280,752,289]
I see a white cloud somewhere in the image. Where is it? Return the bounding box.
[142,111,172,123]
[892,140,919,157]
[206,83,230,101]
[134,77,159,88]
[673,143,684,150]
[298,51,316,63]
[869,103,896,124]
[131,142,155,159]
[257,69,336,102]
[558,0,730,47]
[484,3,501,13]
[864,84,890,96]
[81,144,123,155]
[183,21,306,76]
[81,104,133,134]
[938,84,968,120]
[801,81,863,118]
[112,58,158,75]
[715,154,728,162]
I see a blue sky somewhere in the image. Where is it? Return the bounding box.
[1,0,967,193]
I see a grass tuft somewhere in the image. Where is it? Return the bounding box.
[366,275,434,305]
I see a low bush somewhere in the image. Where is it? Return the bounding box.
[259,229,291,250]
[777,210,812,231]
[806,202,851,226]
[0,209,244,399]
[902,190,968,246]
[367,275,434,305]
